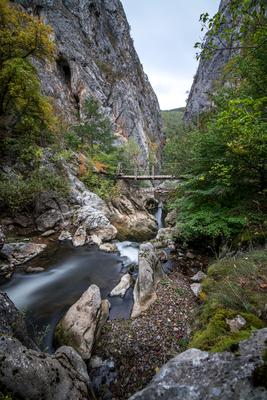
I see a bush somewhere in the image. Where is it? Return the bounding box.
[0,168,69,212]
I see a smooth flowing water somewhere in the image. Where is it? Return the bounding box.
[0,204,163,351]
[0,240,138,350]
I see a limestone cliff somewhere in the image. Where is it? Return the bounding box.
[184,0,234,123]
[18,0,163,160]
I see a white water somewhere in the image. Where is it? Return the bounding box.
[155,201,164,229]
[116,241,139,264]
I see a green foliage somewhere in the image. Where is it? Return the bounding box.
[71,97,114,154]
[0,0,57,153]
[0,168,69,212]
[166,3,267,244]
[190,250,267,352]
[190,308,263,352]
[81,168,120,201]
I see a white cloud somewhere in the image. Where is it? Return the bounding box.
[147,70,192,110]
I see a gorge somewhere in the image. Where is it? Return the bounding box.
[0,0,266,399]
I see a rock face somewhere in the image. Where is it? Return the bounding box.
[129,328,267,400]
[131,243,163,318]
[184,0,234,123]
[0,292,91,400]
[20,0,163,161]
[56,284,109,360]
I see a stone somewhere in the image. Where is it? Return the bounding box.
[0,337,91,400]
[156,228,175,243]
[110,273,132,297]
[74,206,117,242]
[158,250,168,263]
[36,209,63,232]
[190,283,202,297]
[131,243,164,318]
[191,271,207,282]
[72,226,87,247]
[109,195,158,241]
[186,250,195,259]
[129,328,267,400]
[99,243,117,253]
[56,284,109,360]
[25,266,45,273]
[226,315,247,333]
[1,242,47,266]
[164,210,176,227]
[88,234,102,246]
[58,230,72,241]
[41,229,56,237]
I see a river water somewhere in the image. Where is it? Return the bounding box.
[0,204,163,351]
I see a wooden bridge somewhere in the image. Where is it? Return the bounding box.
[115,163,178,181]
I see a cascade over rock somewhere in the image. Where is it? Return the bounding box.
[18,0,163,161]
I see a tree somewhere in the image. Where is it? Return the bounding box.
[0,0,56,153]
[73,97,114,153]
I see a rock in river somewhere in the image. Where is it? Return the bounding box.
[110,273,132,297]
[131,243,163,318]
[56,284,109,360]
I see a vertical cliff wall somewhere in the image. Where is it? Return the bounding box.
[18,0,163,161]
[184,0,234,124]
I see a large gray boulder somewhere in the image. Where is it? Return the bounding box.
[131,243,163,318]
[129,328,267,400]
[0,337,91,400]
[1,242,47,266]
[56,284,109,360]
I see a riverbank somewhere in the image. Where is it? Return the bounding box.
[93,264,197,399]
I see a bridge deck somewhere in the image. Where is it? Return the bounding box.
[116,174,176,180]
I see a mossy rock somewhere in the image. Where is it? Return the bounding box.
[190,308,264,352]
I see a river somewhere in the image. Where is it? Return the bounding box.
[0,204,163,351]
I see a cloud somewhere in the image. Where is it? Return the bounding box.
[147,70,192,110]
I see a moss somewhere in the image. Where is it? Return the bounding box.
[54,323,76,350]
[190,308,264,352]
[252,349,267,389]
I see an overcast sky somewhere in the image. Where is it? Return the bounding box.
[121,0,220,110]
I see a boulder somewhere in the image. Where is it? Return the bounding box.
[36,209,63,232]
[191,271,207,282]
[55,284,109,359]
[74,206,117,242]
[190,283,202,298]
[99,243,117,253]
[1,242,47,266]
[110,273,132,297]
[131,243,163,318]
[226,315,247,333]
[0,337,91,400]
[72,226,87,247]
[109,195,158,241]
[41,229,56,237]
[129,328,267,400]
[164,210,176,227]
[58,230,72,241]
[25,266,45,273]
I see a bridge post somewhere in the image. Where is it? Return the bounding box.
[116,162,121,175]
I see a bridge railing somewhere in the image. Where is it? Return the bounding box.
[116,162,177,179]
